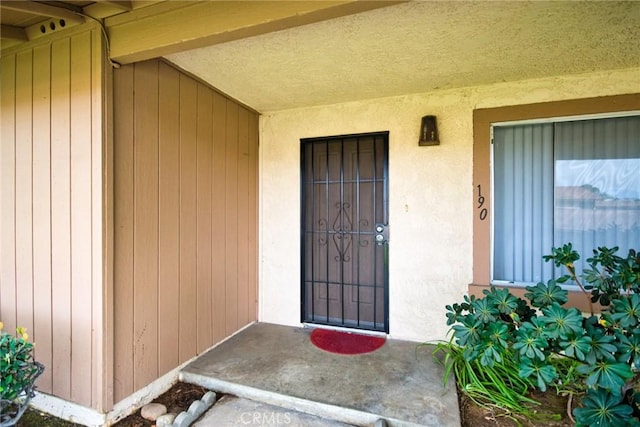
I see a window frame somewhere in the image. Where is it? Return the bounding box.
[471,94,640,310]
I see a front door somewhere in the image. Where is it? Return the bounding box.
[301,132,389,332]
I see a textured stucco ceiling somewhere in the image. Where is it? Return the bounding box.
[165,1,640,113]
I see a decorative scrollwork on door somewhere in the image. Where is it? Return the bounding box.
[332,202,353,262]
[317,218,328,246]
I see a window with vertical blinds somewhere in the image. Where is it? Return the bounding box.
[492,115,640,285]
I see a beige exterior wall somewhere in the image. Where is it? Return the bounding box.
[0,32,259,413]
[112,59,259,404]
[259,67,640,342]
[0,26,107,409]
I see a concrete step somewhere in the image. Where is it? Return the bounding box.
[179,323,459,427]
[193,394,355,426]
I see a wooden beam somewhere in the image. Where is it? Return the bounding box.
[81,1,138,20]
[97,1,132,12]
[2,1,85,25]
[106,1,405,64]
[1,25,28,42]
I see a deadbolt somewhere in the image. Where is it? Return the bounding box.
[375,223,389,245]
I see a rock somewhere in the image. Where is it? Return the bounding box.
[374,419,387,427]
[156,413,177,427]
[141,402,168,421]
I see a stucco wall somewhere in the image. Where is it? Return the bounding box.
[259,68,640,342]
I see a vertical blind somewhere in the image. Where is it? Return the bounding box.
[493,115,640,285]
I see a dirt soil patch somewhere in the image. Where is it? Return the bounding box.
[459,389,574,427]
[112,382,207,427]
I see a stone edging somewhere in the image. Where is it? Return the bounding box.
[156,391,217,427]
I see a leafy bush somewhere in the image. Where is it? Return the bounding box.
[437,245,640,426]
[0,322,44,426]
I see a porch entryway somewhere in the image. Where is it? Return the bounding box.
[301,132,389,333]
[179,323,460,426]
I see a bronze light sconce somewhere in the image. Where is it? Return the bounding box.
[418,115,439,146]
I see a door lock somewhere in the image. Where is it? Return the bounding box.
[375,223,389,246]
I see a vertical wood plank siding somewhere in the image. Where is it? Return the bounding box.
[0,29,105,409]
[157,64,181,376]
[113,59,259,402]
[32,44,53,396]
[113,62,135,401]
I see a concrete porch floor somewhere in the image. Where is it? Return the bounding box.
[179,323,460,426]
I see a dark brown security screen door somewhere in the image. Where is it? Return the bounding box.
[301,132,389,333]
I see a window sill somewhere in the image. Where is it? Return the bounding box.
[468,283,605,314]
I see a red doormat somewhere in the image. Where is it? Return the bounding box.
[310,328,386,355]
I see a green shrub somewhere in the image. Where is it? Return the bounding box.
[0,323,41,401]
[437,245,640,426]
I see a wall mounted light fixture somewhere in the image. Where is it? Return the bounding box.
[418,115,439,146]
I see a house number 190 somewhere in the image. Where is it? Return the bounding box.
[477,184,487,221]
